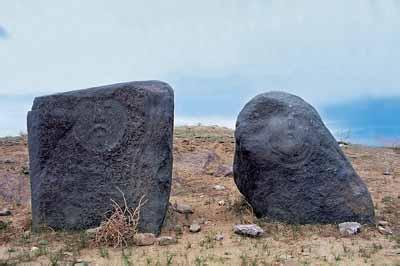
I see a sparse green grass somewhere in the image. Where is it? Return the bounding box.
[121,249,132,266]
[382,196,394,204]
[194,256,207,266]
[199,231,217,249]
[99,246,109,258]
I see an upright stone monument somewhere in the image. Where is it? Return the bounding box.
[28,81,174,234]
[234,91,375,224]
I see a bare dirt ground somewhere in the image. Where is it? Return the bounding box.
[0,126,399,265]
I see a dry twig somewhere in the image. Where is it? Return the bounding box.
[95,188,147,248]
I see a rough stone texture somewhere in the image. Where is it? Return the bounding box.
[338,222,362,236]
[27,81,174,234]
[189,223,201,233]
[233,224,264,237]
[234,91,375,224]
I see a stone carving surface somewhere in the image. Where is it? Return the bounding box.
[234,91,375,224]
[28,81,174,234]
[73,99,128,153]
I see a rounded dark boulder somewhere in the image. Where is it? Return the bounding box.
[234,91,375,224]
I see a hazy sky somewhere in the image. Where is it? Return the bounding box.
[1,1,400,142]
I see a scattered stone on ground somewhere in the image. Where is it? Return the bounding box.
[383,169,391,176]
[378,226,393,235]
[234,91,375,224]
[215,234,224,241]
[213,185,225,191]
[0,208,11,216]
[134,233,156,246]
[172,203,194,214]
[27,81,174,234]
[233,224,264,237]
[157,236,178,246]
[218,200,226,206]
[30,247,40,256]
[23,231,31,239]
[189,223,201,233]
[338,222,362,236]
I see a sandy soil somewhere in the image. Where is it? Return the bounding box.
[0,126,399,265]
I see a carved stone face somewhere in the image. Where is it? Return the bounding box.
[265,114,314,167]
[73,99,127,152]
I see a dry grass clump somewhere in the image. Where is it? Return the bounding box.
[228,196,255,224]
[95,189,147,248]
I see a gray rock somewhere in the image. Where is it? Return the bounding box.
[338,222,362,236]
[172,203,193,214]
[378,226,393,235]
[27,81,174,235]
[189,223,201,233]
[30,247,40,257]
[134,233,156,246]
[0,208,11,216]
[214,234,224,241]
[378,220,389,226]
[234,91,375,224]
[233,224,264,237]
[213,185,225,191]
[157,236,177,246]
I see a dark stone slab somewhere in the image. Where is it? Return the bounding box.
[234,91,375,224]
[27,81,174,234]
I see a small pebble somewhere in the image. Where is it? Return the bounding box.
[213,185,225,191]
[30,247,40,256]
[190,223,201,233]
[215,234,224,241]
[378,226,393,235]
[0,208,11,216]
[378,220,389,226]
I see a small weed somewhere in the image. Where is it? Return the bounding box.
[0,221,10,231]
[165,252,175,266]
[199,231,216,249]
[78,232,89,250]
[359,247,371,258]
[194,256,207,266]
[121,249,132,266]
[49,250,62,266]
[382,196,394,204]
[240,253,249,266]
[99,246,109,258]
[371,243,383,253]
